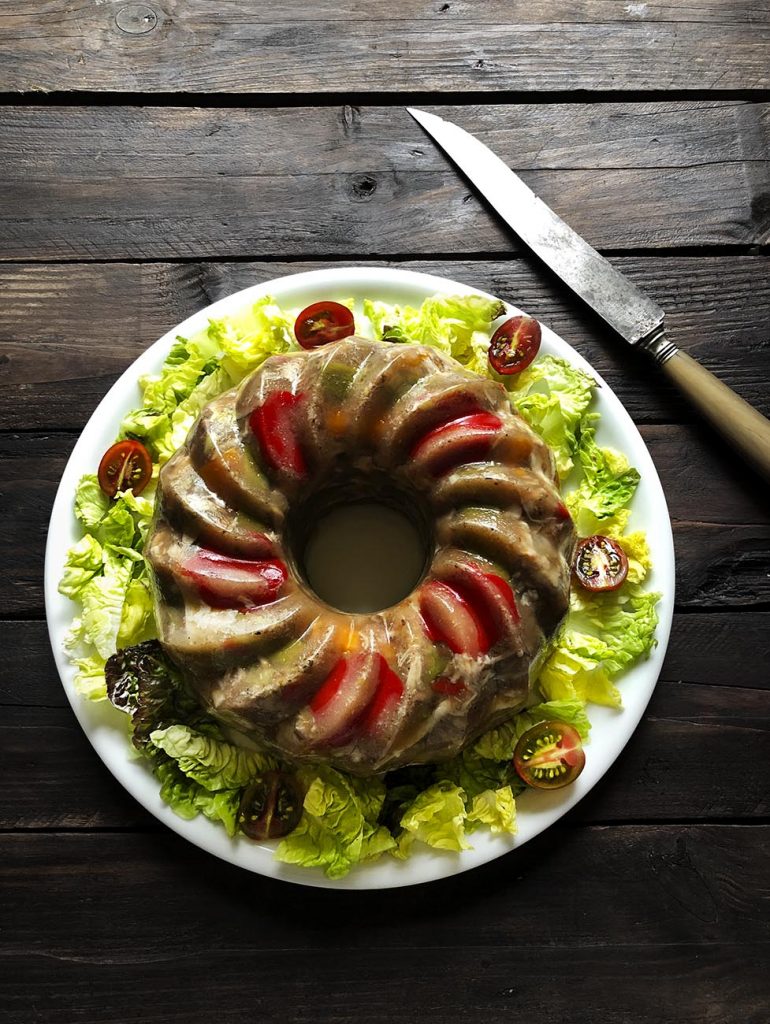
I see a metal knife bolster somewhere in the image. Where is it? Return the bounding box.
[636,320,679,365]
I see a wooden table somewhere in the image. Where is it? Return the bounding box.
[2,4,769,1021]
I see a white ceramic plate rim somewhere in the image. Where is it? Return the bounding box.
[45,266,675,890]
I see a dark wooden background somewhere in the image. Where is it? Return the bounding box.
[1,3,769,1022]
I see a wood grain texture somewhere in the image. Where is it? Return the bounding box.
[0,103,767,260]
[2,256,768,430]
[1,827,767,1024]
[0,2,768,94]
[2,680,767,830]
[3,426,770,616]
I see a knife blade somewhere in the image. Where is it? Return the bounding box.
[407,107,770,481]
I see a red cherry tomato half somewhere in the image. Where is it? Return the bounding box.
[98,439,153,498]
[294,301,355,349]
[488,315,542,375]
[238,771,304,840]
[574,535,629,592]
[513,720,585,790]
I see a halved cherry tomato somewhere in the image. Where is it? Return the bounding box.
[488,315,541,375]
[574,535,628,592]
[513,720,585,790]
[294,301,355,349]
[98,439,152,497]
[238,771,304,840]
[249,390,307,476]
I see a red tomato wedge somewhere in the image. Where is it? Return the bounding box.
[98,439,153,498]
[249,390,307,476]
[488,315,541,375]
[419,579,491,657]
[574,535,628,592]
[409,411,503,477]
[308,653,380,745]
[181,548,287,609]
[309,654,405,744]
[362,657,405,734]
[294,301,355,349]
[435,560,520,649]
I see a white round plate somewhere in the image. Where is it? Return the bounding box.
[45,267,675,890]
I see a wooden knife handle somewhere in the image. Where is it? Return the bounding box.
[660,349,770,481]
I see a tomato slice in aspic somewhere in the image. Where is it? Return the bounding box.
[249,390,307,476]
[419,580,491,657]
[409,411,503,477]
[438,561,520,648]
[309,653,404,744]
[181,548,287,609]
[361,657,405,734]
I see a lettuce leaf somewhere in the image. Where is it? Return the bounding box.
[155,759,241,837]
[538,589,660,707]
[363,293,504,370]
[150,724,276,790]
[74,474,110,528]
[58,534,104,599]
[207,295,295,382]
[276,767,395,879]
[466,787,517,836]
[508,355,596,477]
[397,781,471,855]
[566,423,640,534]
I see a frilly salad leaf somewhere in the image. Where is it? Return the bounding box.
[105,639,198,748]
[364,293,504,371]
[276,767,395,879]
[395,781,471,856]
[508,355,596,478]
[565,423,641,535]
[155,760,241,837]
[538,589,660,708]
[151,724,277,790]
[466,787,517,836]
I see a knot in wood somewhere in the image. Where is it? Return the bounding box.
[349,174,378,202]
[115,4,158,35]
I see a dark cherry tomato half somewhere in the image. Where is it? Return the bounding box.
[98,439,153,498]
[513,720,585,790]
[574,534,629,592]
[488,315,542,375]
[238,771,304,841]
[294,301,355,349]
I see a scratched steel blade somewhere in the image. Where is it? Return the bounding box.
[407,108,665,345]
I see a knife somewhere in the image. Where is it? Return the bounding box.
[407,107,770,481]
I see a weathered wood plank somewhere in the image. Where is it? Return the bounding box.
[2,941,767,1024]
[1,827,767,1024]
[0,4,768,93]
[1,256,768,430]
[3,421,769,615]
[0,103,767,259]
[2,680,767,830]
